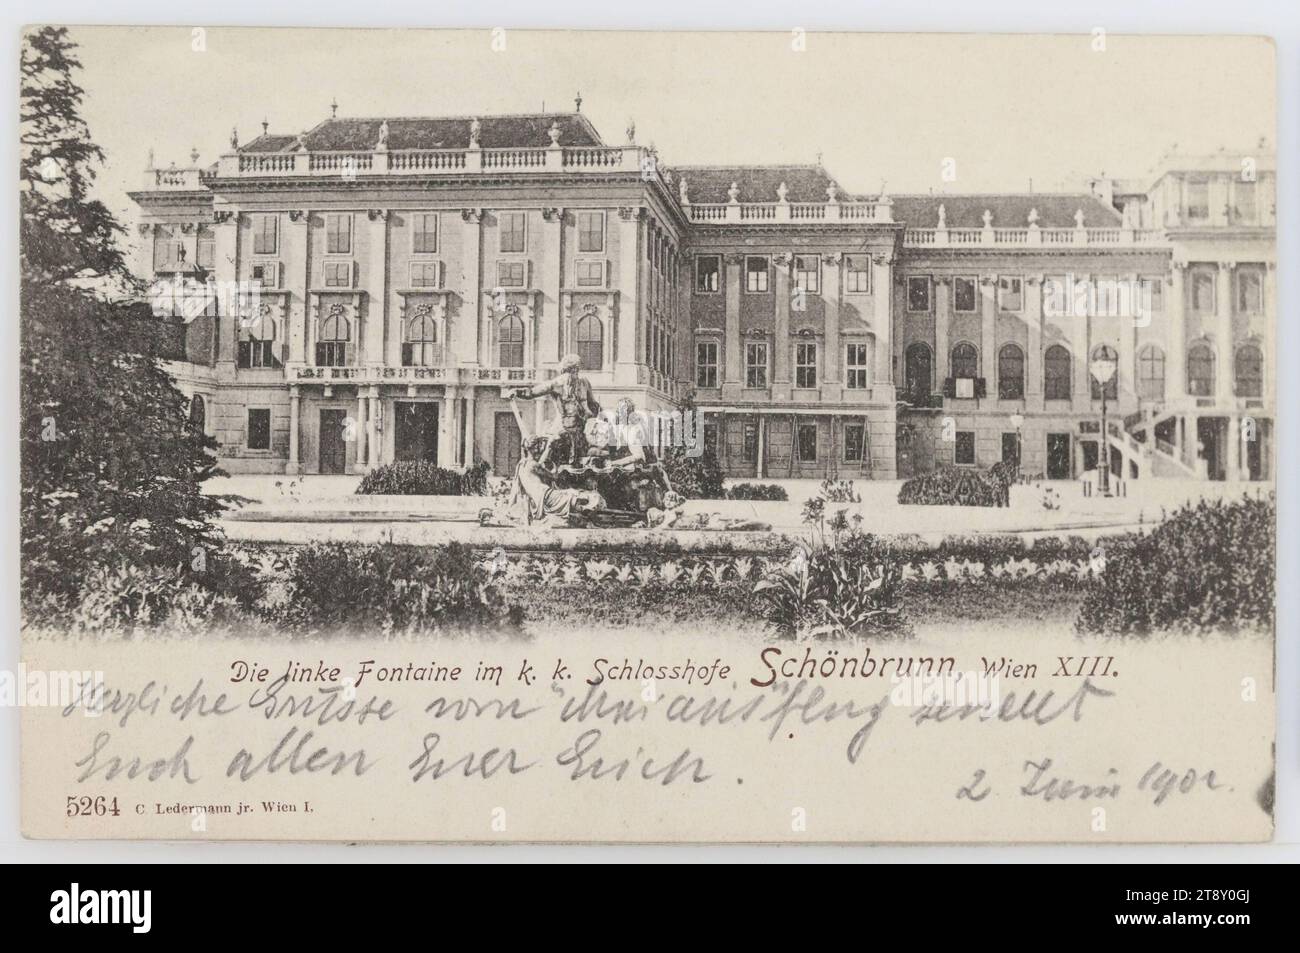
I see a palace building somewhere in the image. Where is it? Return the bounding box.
[131,107,1275,483]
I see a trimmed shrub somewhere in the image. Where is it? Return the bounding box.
[726,483,789,501]
[355,461,490,496]
[1076,494,1275,636]
[898,466,1009,507]
[661,447,726,499]
[284,541,522,635]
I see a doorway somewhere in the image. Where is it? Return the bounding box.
[493,411,522,475]
[319,408,348,474]
[1001,432,1020,469]
[1197,417,1226,481]
[1046,433,1071,479]
[395,402,439,463]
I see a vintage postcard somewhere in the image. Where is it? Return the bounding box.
[18,26,1276,843]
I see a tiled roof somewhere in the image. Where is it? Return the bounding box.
[890,194,1122,229]
[673,165,854,204]
[238,114,603,153]
[238,134,299,154]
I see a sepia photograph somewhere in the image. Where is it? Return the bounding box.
[4,1,1296,894]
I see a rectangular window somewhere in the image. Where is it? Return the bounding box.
[577,211,604,253]
[1237,270,1263,313]
[794,255,820,294]
[696,340,719,388]
[153,232,182,271]
[497,261,527,288]
[907,275,931,312]
[323,261,351,288]
[696,255,721,293]
[795,342,818,389]
[238,339,277,369]
[412,213,438,254]
[250,261,278,288]
[953,276,977,313]
[410,261,440,288]
[1186,180,1210,221]
[745,256,770,293]
[1191,271,1216,313]
[499,211,526,253]
[745,342,769,388]
[246,408,271,451]
[955,430,976,466]
[1140,277,1164,314]
[845,256,871,294]
[253,215,278,256]
[1234,181,1257,223]
[197,237,215,270]
[797,423,818,462]
[845,343,870,389]
[843,423,865,463]
[326,214,352,255]
[998,275,1023,312]
[575,260,604,287]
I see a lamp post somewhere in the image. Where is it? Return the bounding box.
[1090,353,1118,497]
[1009,412,1024,475]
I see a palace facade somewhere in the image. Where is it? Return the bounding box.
[131,109,1275,482]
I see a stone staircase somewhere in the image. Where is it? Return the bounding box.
[1109,408,1205,480]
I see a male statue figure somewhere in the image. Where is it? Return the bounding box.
[513,353,601,467]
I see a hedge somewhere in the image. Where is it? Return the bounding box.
[355,461,491,496]
[1075,493,1275,636]
[726,483,789,501]
[897,463,1014,507]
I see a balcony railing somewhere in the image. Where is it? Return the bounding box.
[146,167,218,190]
[685,199,893,225]
[905,226,1166,248]
[190,145,648,185]
[291,365,539,386]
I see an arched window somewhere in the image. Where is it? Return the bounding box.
[315,307,350,367]
[951,342,979,380]
[575,311,603,371]
[498,311,525,368]
[1235,344,1263,398]
[904,343,932,401]
[402,307,440,367]
[998,343,1025,399]
[239,311,278,368]
[1137,344,1165,401]
[1089,344,1118,401]
[188,395,206,432]
[1044,345,1072,400]
[1187,343,1215,397]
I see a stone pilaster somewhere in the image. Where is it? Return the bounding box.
[460,209,483,364]
[1216,262,1235,404]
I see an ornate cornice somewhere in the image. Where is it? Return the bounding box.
[461,208,483,224]
[541,207,563,223]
